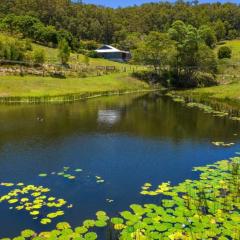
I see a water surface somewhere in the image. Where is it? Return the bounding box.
[0,93,239,237]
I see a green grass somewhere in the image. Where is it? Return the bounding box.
[0,73,149,97]
[180,82,240,101]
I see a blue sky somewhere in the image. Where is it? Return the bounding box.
[84,0,239,8]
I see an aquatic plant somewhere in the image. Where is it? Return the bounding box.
[0,183,68,224]
[166,92,240,121]
[38,167,82,181]
[1,155,239,239]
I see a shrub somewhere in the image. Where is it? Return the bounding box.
[33,49,46,64]
[218,46,232,59]
[170,71,217,88]
[58,39,71,65]
[194,72,218,87]
[80,40,99,50]
[87,50,99,58]
[25,39,32,51]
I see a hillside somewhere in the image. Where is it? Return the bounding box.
[0,33,150,102]
[0,33,134,69]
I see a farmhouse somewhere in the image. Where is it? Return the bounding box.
[95,45,131,62]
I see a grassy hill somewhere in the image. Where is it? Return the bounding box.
[0,33,150,102]
[0,32,135,69]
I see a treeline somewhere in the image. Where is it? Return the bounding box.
[0,0,240,48]
[0,14,78,50]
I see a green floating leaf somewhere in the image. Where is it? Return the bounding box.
[21,229,36,238]
[38,173,48,177]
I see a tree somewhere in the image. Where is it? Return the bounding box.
[14,15,40,38]
[133,31,174,75]
[218,46,232,59]
[58,39,71,65]
[199,25,217,48]
[214,20,226,41]
[169,20,217,87]
[1,14,17,34]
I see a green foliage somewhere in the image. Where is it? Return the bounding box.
[33,49,46,64]
[1,1,240,47]
[214,20,226,41]
[79,40,99,51]
[199,25,217,48]
[133,31,174,74]
[0,39,26,61]
[24,39,32,51]
[58,39,71,65]
[218,46,232,59]
[168,21,217,88]
[87,50,99,58]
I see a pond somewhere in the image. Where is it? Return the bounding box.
[0,92,239,238]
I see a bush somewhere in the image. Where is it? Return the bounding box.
[193,72,218,87]
[33,49,46,64]
[218,46,232,59]
[0,39,26,61]
[170,71,217,88]
[25,39,32,51]
[80,40,99,50]
[87,50,99,58]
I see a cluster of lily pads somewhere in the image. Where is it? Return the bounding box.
[38,167,83,180]
[2,154,239,240]
[0,183,68,225]
[38,167,105,185]
[140,182,171,196]
[212,141,235,147]
[166,92,240,121]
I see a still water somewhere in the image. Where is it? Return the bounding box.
[0,93,239,237]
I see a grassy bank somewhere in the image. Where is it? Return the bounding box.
[178,82,240,103]
[0,73,151,103]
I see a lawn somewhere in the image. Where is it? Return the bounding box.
[0,73,149,97]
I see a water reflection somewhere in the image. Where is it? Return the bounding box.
[98,110,121,125]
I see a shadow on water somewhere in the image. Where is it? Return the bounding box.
[0,92,239,237]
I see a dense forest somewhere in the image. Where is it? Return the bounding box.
[0,0,240,49]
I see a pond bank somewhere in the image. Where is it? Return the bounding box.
[0,73,157,104]
[176,82,240,113]
[0,89,159,104]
